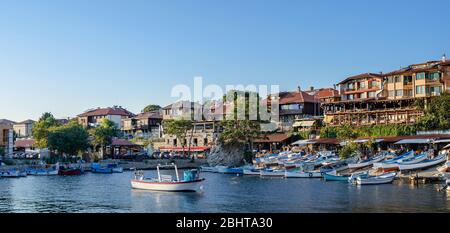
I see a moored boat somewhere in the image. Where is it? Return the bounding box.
[323,172,350,182]
[130,163,204,192]
[200,166,218,173]
[91,163,113,173]
[356,172,397,185]
[348,154,385,169]
[58,164,83,176]
[285,170,322,178]
[373,151,415,170]
[260,169,285,177]
[398,154,447,171]
[1,169,27,178]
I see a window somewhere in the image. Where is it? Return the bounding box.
[416,72,425,80]
[387,77,394,83]
[204,138,208,145]
[347,94,354,100]
[416,85,425,94]
[388,91,395,97]
[360,93,367,99]
[395,90,403,96]
[404,90,413,97]
[428,86,442,94]
[395,76,402,83]
[368,91,376,98]
[281,104,301,110]
[359,82,365,89]
[426,72,440,81]
[403,76,412,84]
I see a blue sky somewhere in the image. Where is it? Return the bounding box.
[1,0,449,121]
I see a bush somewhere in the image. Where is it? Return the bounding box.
[339,142,359,159]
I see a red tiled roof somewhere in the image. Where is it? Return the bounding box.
[14,139,35,148]
[78,107,134,117]
[278,91,319,104]
[315,88,339,99]
[338,73,383,85]
[254,133,291,143]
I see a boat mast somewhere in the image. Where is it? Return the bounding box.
[157,164,161,182]
[173,163,179,181]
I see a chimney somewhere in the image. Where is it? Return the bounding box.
[442,54,447,62]
[309,86,314,91]
[297,86,301,92]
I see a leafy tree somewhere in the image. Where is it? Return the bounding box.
[219,120,261,150]
[142,104,162,113]
[47,121,90,156]
[163,119,193,155]
[339,142,358,159]
[418,92,450,130]
[32,112,60,148]
[89,119,120,157]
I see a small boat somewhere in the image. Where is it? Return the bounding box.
[285,170,322,178]
[323,172,350,182]
[108,163,124,173]
[356,172,397,185]
[398,154,447,171]
[243,168,262,175]
[348,171,370,183]
[1,169,27,178]
[91,163,113,173]
[58,164,83,176]
[131,163,204,192]
[27,163,60,176]
[348,154,385,169]
[373,151,415,170]
[200,166,218,173]
[260,169,285,177]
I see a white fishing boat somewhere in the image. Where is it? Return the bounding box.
[373,151,415,169]
[356,172,396,185]
[398,154,447,171]
[1,169,27,178]
[130,163,204,192]
[348,154,385,169]
[285,170,322,178]
[200,166,218,173]
[260,169,285,177]
[348,171,370,183]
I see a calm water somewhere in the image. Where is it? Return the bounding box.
[1,170,450,213]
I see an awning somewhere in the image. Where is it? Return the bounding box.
[394,139,433,144]
[353,139,384,143]
[444,144,450,149]
[159,146,210,152]
[293,120,315,128]
[433,139,450,144]
[291,139,312,146]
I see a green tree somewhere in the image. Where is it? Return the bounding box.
[163,119,193,155]
[339,142,359,159]
[219,120,261,150]
[32,112,60,148]
[89,119,120,157]
[418,92,450,130]
[142,104,162,113]
[47,121,90,156]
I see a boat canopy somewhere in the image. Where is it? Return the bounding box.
[443,144,450,149]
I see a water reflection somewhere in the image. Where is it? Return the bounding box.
[1,171,450,212]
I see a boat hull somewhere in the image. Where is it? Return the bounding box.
[131,179,205,192]
[398,155,447,171]
[323,173,349,181]
[285,171,322,178]
[348,155,385,169]
[260,170,285,177]
[243,169,261,175]
[356,173,396,185]
[58,169,83,176]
